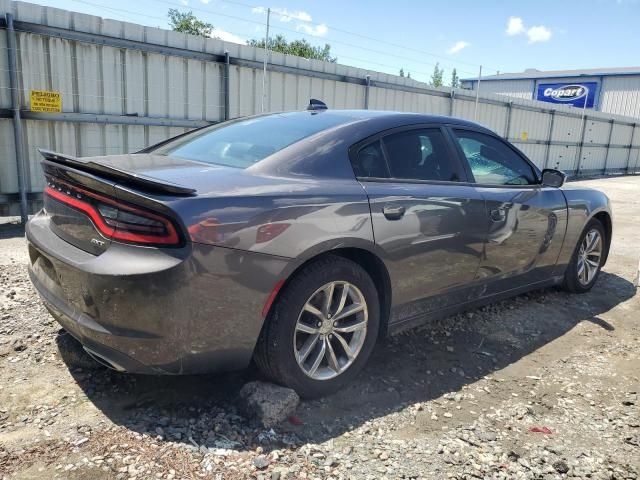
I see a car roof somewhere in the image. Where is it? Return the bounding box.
[265,110,491,132]
[246,109,498,179]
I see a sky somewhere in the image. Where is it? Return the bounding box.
[32,0,640,85]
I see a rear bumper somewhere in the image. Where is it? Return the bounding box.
[26,210,291,374]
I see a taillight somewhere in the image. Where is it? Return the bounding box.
[45,180,181,246]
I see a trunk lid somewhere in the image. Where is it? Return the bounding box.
[40,150,193,254]
[39,149,197,196]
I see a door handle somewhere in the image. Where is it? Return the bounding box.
[490,207,507,222]
[383,205,406,220]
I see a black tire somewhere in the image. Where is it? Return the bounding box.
[563,218,606,293]
[254,255,380,399]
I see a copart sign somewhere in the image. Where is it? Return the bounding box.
[536,82,598,108]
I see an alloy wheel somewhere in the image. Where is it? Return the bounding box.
[294,281,368,380]
[577,229,602,286]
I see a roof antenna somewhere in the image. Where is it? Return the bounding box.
[307,99,328,111]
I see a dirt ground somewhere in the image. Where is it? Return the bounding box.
[0,176,638,480]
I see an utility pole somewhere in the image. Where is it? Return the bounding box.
[261,7,271,113]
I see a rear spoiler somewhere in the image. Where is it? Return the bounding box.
[38,149,196,196]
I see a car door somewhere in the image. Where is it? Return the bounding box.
[448,127,568,295]
[350,126,487,326]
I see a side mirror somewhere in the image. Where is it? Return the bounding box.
[541,168,566,188]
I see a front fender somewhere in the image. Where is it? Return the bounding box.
[555,187,612,273]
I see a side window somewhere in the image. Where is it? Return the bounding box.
[452,130,537,185]
[383,129,460,182]
[351,141,389,178]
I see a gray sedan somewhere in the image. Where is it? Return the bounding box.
[26,107,612,398]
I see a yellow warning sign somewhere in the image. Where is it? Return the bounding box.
[520,131,529,141]
[30,90,62,113]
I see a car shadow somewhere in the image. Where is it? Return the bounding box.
[56,270,635,452]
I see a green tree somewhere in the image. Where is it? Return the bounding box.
[430,62,444,87]
[450,68,460,88]
[248,34,337,62]
[168,9,213,37]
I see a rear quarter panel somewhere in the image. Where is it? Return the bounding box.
[169,177,375,260]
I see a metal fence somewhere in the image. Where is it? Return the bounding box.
[1,0,639,218]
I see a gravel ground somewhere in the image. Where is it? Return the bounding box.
[1,176,639,480]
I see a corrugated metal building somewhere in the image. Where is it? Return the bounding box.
[462,67,640,119]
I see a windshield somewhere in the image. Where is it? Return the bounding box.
[153,112,354,168]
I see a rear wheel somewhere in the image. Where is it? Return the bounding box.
[254,255,379,398]
[563,219,606,293]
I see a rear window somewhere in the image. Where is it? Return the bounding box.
[352,141,389,178]
[153,112,353,168]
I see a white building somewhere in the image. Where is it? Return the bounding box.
[462,67,640,119]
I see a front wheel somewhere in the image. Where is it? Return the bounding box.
[563,219,606,293]
[254,255,380,399]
